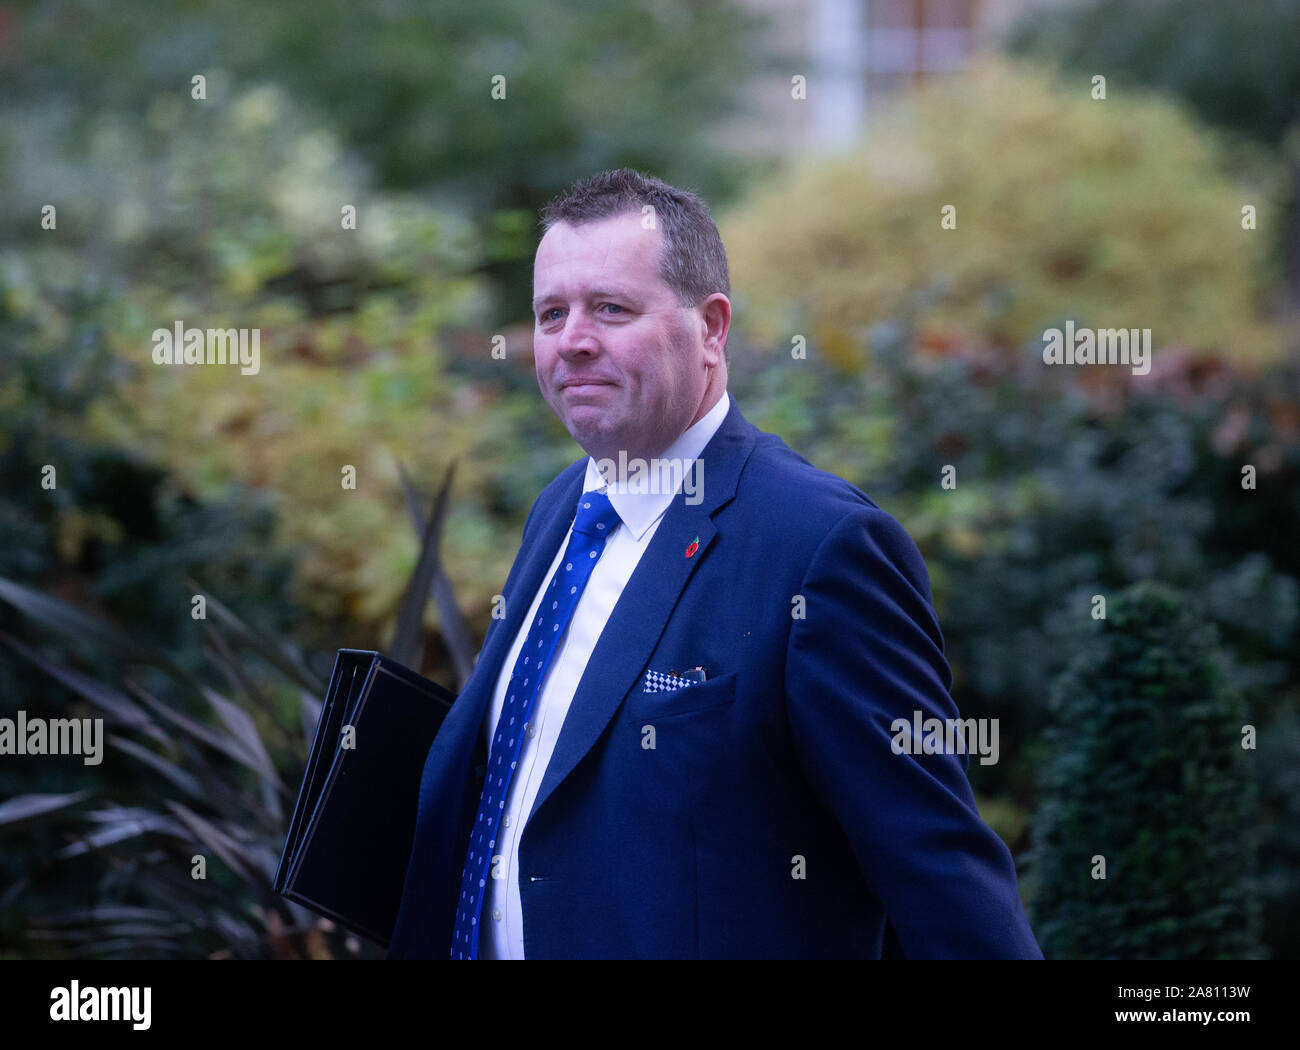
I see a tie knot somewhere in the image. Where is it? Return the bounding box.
[572,489,622,537]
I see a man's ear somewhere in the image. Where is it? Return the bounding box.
[699,293,731,363]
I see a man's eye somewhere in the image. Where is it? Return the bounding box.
[538,304,625,323]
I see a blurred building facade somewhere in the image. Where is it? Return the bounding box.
[723,0,1085,154]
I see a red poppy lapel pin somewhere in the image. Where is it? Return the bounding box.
[684,535,700,558]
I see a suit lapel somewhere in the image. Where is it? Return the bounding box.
[525,394,757,826]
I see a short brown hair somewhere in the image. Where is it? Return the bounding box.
[538,168,731,311]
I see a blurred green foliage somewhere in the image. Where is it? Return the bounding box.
[1008,0,1300,295]
[1,81,549,649]
[1,0,783,320]
[0,294,310,956]
[1026,582,1262,959]
[3,0,775,199]
[721,60,1286,368]
[0,287,298,642]
[0,572,359,959]
[1008,0,1300,148]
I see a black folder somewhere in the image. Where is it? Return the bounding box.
[274,649,456,947]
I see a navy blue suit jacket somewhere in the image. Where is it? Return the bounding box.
[389,392,1042,958]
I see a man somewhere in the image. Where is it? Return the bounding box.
[389,168,1042,959]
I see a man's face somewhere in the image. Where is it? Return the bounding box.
[532,212,719,463]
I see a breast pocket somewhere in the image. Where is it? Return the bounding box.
[625,670,738,721]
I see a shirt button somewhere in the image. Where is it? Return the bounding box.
[503,815,511,828]
[525,724,536,739]
[493,908,502,921]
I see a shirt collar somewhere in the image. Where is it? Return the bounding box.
[581,390,731,541]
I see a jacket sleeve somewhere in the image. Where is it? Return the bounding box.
[784,506,1043,959]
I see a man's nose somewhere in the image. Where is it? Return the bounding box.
[557,308,601,357]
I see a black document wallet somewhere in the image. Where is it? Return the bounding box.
[274,649,456,948]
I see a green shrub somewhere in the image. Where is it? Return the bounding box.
[1025,581,1262,959]
[1008,0,1300,148]
[720,59,1286,369]
[0,84,519,645]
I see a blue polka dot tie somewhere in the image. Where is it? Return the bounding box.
[450,488,623,958]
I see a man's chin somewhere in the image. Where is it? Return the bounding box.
[564,413,625,460]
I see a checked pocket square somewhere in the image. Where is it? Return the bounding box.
[642,668,704,693]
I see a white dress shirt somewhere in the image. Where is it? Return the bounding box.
[477,390,731,958]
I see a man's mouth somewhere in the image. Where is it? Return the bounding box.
[561,379,614,391]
